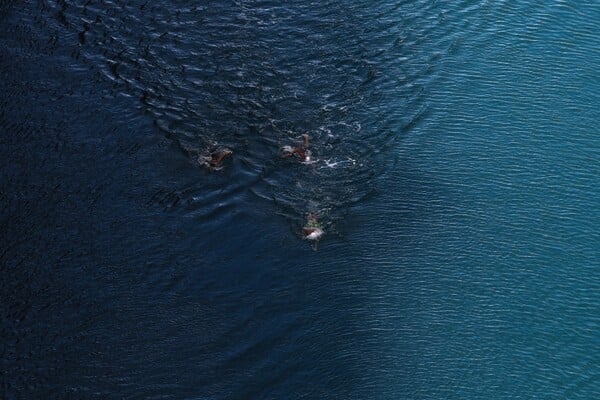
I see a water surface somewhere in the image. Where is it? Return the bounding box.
[1,0,598,398]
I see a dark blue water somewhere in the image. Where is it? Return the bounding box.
[1,0,598,398]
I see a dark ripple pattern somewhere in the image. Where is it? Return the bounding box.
[32,0,439,230]
[1,0,599,399]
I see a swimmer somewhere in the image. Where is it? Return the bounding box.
[179,142,233,170]
[303,212,324,250]
[199,148,233,170]
[281,134,311,162]
[208,149,233,168]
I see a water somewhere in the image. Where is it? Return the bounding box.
[1,0,598,398]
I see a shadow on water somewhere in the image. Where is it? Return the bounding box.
[0,0,440,397]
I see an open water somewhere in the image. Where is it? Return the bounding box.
[0,0,598,398]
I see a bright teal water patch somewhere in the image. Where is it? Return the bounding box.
[356,1,600,397]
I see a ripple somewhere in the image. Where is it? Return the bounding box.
[27,0,442,239]
[3,0,598,398]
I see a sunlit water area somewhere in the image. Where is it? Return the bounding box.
[0,0,598,398]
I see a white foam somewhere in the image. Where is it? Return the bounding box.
[305,228,324,241]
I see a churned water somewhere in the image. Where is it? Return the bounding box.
[0,0,598,398]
